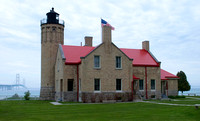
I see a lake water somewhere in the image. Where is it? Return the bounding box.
[0,86,200,100]
[179,86,200,96]
[0,88,40,100]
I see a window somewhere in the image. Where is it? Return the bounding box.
[151,79,155,90]
[68,79,73,91]
[94,55,100,68]
[116,79,122,91]
[116,56,122,69]
[139,79,144,90]
[94,79,100,91]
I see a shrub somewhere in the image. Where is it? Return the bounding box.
[12,93,20,99]
[168,95,185,99]
[24,91,31,100]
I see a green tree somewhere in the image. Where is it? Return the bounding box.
[24,90,30,100]
[176,71,191,94]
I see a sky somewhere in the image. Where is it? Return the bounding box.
[0,0,200,88]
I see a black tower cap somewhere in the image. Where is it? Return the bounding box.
[46,8,59,24]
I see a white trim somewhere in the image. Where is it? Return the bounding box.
[94,91,101,93]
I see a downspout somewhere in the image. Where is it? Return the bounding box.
[77,65,79,102]
[145,67,148,99]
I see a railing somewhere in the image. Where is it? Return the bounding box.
[40,18,65,26]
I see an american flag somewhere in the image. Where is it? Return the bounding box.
[101,19,115,30]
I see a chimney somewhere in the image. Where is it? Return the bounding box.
[84,36,93,47]
[102,26,112,44]
[142,40,149,51]
[102,26,112,53]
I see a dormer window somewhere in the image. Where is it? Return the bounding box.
[94,55,100,68]
[116,56,122,69]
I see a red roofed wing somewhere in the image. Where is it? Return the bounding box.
[161,69,179,80]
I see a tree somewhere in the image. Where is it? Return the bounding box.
[24,90,31,100]
[176,71,191,94]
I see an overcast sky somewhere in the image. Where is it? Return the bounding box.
[0,0,200,88]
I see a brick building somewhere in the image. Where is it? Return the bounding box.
[40,8,179,102]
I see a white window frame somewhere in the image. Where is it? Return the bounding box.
[94,55,101,69]
[116,56,122,69]
[116,79,122,92]
[94,78,101,92]
[151,79,156,91]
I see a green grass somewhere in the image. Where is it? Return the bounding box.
[147,96,200,105]
[0,100,200,121]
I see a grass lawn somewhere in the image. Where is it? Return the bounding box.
[147,96,200,105]
[0,100,200,121]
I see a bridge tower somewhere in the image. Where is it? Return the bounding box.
[40,8,65,100]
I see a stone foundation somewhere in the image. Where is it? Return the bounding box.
[55,92,77,102]
[136,90,161,100]
[40,87,55,100]
[63,92,77,102]
[55,91,163,102]
[168,90,178,96]
[81,92,133,103]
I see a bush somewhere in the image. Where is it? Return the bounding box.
[24,91,31,100]
[12,93,20,99]
[168,95,185,99]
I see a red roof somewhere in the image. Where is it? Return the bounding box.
[61,45,159,66]
[161,69,179,80]
[121,48,159,66]
[62,45,95,64]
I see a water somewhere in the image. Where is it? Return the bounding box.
[0,87,199,100]
[178,86,200,96]
[0,88,40,100]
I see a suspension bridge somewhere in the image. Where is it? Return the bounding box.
[0,74,27,90]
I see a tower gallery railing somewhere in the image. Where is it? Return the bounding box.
[40,18,65,26]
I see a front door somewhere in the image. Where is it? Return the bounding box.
[161,81,166,95]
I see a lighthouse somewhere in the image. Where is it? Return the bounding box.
[40,8,65,100]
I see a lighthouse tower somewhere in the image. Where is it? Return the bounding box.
[40,8,64,100]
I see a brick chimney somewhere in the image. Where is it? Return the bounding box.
[84,36,93,47]
[102,26,112,53]
[102,26,112,44]
[142,40,149,51]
